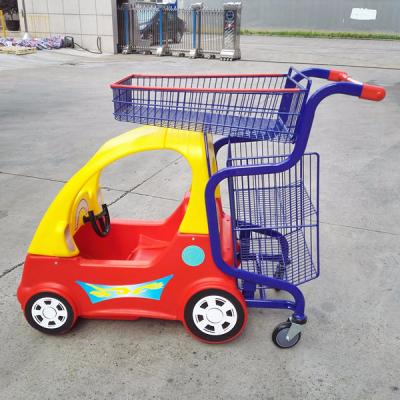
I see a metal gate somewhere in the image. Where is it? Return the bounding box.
[117,2,241,60]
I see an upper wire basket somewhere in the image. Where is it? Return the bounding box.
[111,68,311,142]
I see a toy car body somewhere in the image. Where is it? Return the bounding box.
[17,126,247,343]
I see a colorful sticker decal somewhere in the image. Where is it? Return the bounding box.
[182,245,205,267]
[76,275,173,304]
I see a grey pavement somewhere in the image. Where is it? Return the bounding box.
[0,37,399,399]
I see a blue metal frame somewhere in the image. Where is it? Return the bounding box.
[159,8,164,45]
[123,3,130,48]
[191,8,197,50]
[206,67,366,322]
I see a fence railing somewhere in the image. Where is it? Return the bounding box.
[118,2,241,60]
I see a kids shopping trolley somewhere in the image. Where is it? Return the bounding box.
[18,67,385,348]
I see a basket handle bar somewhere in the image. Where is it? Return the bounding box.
[287,67,386,163]
[294,67,385,101]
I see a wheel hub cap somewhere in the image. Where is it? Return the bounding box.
[42,307,57,319]
[206,308,223,324]
[192,295,238,336]
[31,297,68,329]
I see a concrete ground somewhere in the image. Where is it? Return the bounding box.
[0,36,399,399]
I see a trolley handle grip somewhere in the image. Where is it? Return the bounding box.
[328,70,386,101]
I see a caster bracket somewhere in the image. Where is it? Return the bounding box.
[286,318,305,341]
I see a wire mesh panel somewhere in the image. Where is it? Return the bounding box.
[132,3,161,53]
[225,147,319,291]
[111,68,311,142]
[164,7,192,54]
[199,9,224,56]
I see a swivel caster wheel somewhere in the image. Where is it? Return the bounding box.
[272,321,302,349]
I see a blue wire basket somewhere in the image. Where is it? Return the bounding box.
[225,144,320,289]
[111,68,311,142]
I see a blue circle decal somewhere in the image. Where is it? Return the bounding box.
[225,10,235,22]
[182,245,205,267]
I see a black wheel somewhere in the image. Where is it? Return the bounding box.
[25,292,75,334]
[184,289,245,343]
[272,321,301,349]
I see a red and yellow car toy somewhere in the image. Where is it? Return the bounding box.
[18,127,247,343]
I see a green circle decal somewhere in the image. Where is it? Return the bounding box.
[182,245,205,267]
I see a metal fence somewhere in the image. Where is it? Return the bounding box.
[199,8,224,57]
[117,2,241,60]
[164,6,194,56]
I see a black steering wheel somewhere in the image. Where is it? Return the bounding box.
[83,204,110,237]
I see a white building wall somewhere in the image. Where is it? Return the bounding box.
[182,0,400,33]
[17,0,118,53]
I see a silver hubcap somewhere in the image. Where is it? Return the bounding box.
[276,328,299,348]
[31,297,68,329]
[192,295,238,336]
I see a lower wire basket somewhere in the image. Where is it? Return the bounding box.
[227,151,320,288]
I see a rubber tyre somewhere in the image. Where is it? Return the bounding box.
[24,292,75,335]
[184,289,245,343]
[272,321,301,349]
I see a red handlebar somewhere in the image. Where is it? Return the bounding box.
[328,70,350,82]
[328,69,386,101]
[360,84,386,102]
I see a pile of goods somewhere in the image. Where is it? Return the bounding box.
[0,36,64,54]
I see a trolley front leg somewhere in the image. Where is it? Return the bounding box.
[206,172,308,348]
[244,278,307,348]
[245,278,307,322]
